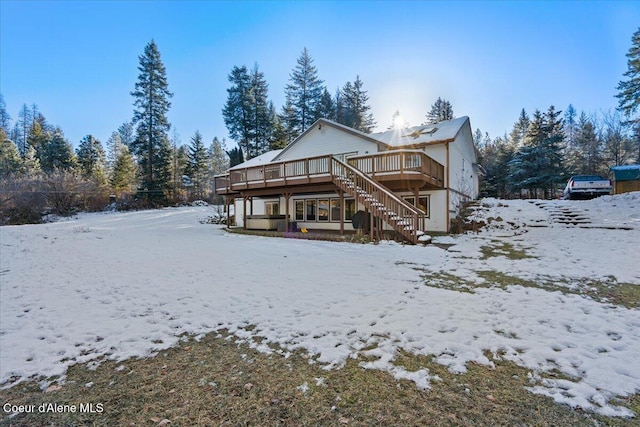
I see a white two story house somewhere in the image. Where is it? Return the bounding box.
[214,116,479,243]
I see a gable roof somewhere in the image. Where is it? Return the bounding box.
[370,116,470,148]
[229,149,283,171]
[272,118,387,161]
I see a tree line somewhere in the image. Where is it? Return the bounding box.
[0,42,445,224]
[476,105,639,199]
[1,27,638,223]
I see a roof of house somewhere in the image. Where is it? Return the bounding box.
[370,116,469,148]
[229,149,283,170]
[229,116,471,170]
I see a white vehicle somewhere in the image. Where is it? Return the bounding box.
[563,175,612,200]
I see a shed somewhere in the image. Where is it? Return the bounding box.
[610,165,640,194]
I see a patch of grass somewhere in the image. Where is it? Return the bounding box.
[416,267,638,310]
[1,332,636,426]
[480,240,534,260]
[476,271,639,309]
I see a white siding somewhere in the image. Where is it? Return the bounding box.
[275,124,379,162]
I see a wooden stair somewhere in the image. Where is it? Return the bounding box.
[330,157,426,244]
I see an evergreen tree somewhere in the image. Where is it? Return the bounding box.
[226,146,244,167]
[15,104,32,155]
[564,104,577,149]
[0,137,22,178]
[616,27,640,123]
[248,64,273,158]
[341,76,376,133]
[284,47,324,137]
[210,137,229,175]
[509,109,530,147]
[278,98,299,146]
[334,87,346,125]
[0,94,11,135]
[40,129,77,172]
[106,131,124,172]
[424,97,454,125]
[616,27,640,162]
[22,145,41,177]
[26,114,51,161]
[76,134,107,184]
[187,131,210,199]
[509,110,545,197]
[539,105,566,197]
[268,102,288,150]
[316,87,336,121]
[110,145,137,194]
[130,40,173,203]
[118,122,135,151]
[223,65,252,158]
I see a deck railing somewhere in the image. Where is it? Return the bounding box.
[216,150,444,194]
[347,150,444,187]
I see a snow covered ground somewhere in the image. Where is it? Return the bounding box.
[1,193,639,417]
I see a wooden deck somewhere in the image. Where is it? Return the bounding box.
[214,150,444,196]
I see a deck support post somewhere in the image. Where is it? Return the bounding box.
[284,193,291,232]
[339,189,344,235]
[242,196,248,230]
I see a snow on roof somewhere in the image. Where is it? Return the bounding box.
[371,116,469,147]
[610,164,640,171]
[229,149,283,170]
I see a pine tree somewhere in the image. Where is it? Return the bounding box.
[284,48,324,137]
[110,145,137,194]
[539,105,566,197]
[509,110,545,197]
[26,114,51,161]
[316,87,336,121]
[76,134,107,184]
[106,131,123,172]
[118,122,135,151]
[0,137,22,178]
[341,76,376,133]
[509,109,530,147]
[15,104,32,155]
[187,131,210,199]
[425,97,454,125]
[268,103,288,150]
[226,146,244,167]
[616,28,640,122]
[223,65,252,158]
[22,145,41,177]
[40,129,77,172]
[0,94,11,135]
[334,87,346,125]
[564,104,577,148]
[248,64,273,158]
[278,98,298,146]
[130,40,173,203]
[210,137,228,176]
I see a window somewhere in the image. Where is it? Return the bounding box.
[403,196,430,217]
[330,199,341,222]
[265,201,279,216]
[344,199,356,221]
[318,199,329,222]
[306,199,316,221]
[295,200,304,221]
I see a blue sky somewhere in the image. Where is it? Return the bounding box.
[1,1,639,148]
